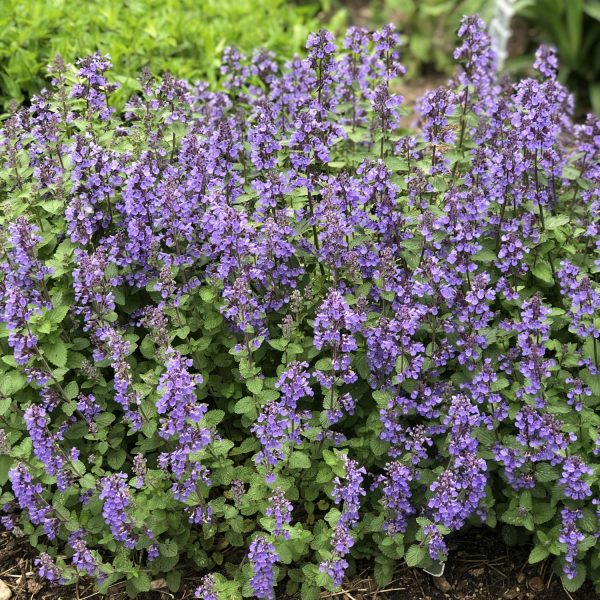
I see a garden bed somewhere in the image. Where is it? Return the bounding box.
[1,530,594,599]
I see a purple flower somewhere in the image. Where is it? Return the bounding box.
[157,349,205,438]
[68,529,98,576]
[35,552,64,583]
[559,508,584,580]
[195,574,217,600]
[99,473,138,549]
[560,457,592,500]
[375,461,415,534]
[266,488,293,539]
[249,536,278,599]
[321,456,365,586]
[24,404,70,492]
[9,464,58,540]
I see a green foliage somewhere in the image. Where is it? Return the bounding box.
[361,0,496,77]
[515,0,600,112]
[0,0,322,109]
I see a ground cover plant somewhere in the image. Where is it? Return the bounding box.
[0,15,599,600]
[0,0,323,110]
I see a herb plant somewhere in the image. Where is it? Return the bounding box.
[0,16,599,599]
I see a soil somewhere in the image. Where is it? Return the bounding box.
[1,529,597,600]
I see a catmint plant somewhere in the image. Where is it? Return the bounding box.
[0,14,598,599]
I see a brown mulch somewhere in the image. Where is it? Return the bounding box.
[1,529,598,600]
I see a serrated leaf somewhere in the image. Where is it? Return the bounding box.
[0,371,26,396]
[528,545,549,564]
[289,452,311,469]
[0,398,10,416]
[405,544,427,567]
[64,381,79,400]
[247,378,263,394]
[107,449,126,470]
[532,262,554,284]
[44,338,68,367]
[233,396,255,416]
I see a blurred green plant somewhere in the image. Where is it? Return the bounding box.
[367,0,496,77]
[0,0,323,110]
[515,0,600,112]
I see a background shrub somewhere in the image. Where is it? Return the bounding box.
[0,15,599,600]
[0,0,324,109]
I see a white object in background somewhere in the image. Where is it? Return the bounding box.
[489,0,517,69]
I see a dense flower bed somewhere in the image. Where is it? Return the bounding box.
[0,15,599,599]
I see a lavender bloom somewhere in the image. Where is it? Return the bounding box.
[132,453,147,489]
[252,398,309,480]
[424,524,448,561]
[156,349,205,438]
[221,46,250,95]
[534,45,559,80]
[314,289,361,375]
[266,488,293,539]
[76,393,100,433]
[71,53,119,120]
[230,480,245,507]
[99,473,138,549]
[372,24,405,81]
[155,349,212,509]
[24,404,70,491]
[249,536,278,599]
[375,461,415,534]
[96,326,142,429]
[560,457,592,500]
[0,218,52,365]
[454,15,497,113]
[558,261,600,339]
[35,552,64,583]
[195,574,217,600]
[559,509,584,580]
[68,529,98,577]
[321,456,365,586]
[565,377,591,412]
[9,464,58,540]
[306,30,338,113]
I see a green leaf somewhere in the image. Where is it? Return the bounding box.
[44,338,68,367]
[0,456,13,485]
[532,503,556,525]
[528,545,549,564]
[535,463,559,482]
[166,569,182,592]
[405,544,427,567]
[0,398,10,416]
[374,558,394,587]
[107,449,127,470]
[140,337,155,359]
[289,452,311,469]
[64,381,79,400]
[561,564,586,593]
[247,377,263,394]
[0,371,26,396]
[234,396,255,416]
[532,262,554,284]
[160,540,178,558]
[127,572,151,594]
[545,215,569,229]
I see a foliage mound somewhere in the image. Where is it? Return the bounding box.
[0,0,321,110]
[1,16,600,600]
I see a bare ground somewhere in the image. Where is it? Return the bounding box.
[1,528,597,600]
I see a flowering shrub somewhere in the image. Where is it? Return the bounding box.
[1,16,599,599]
